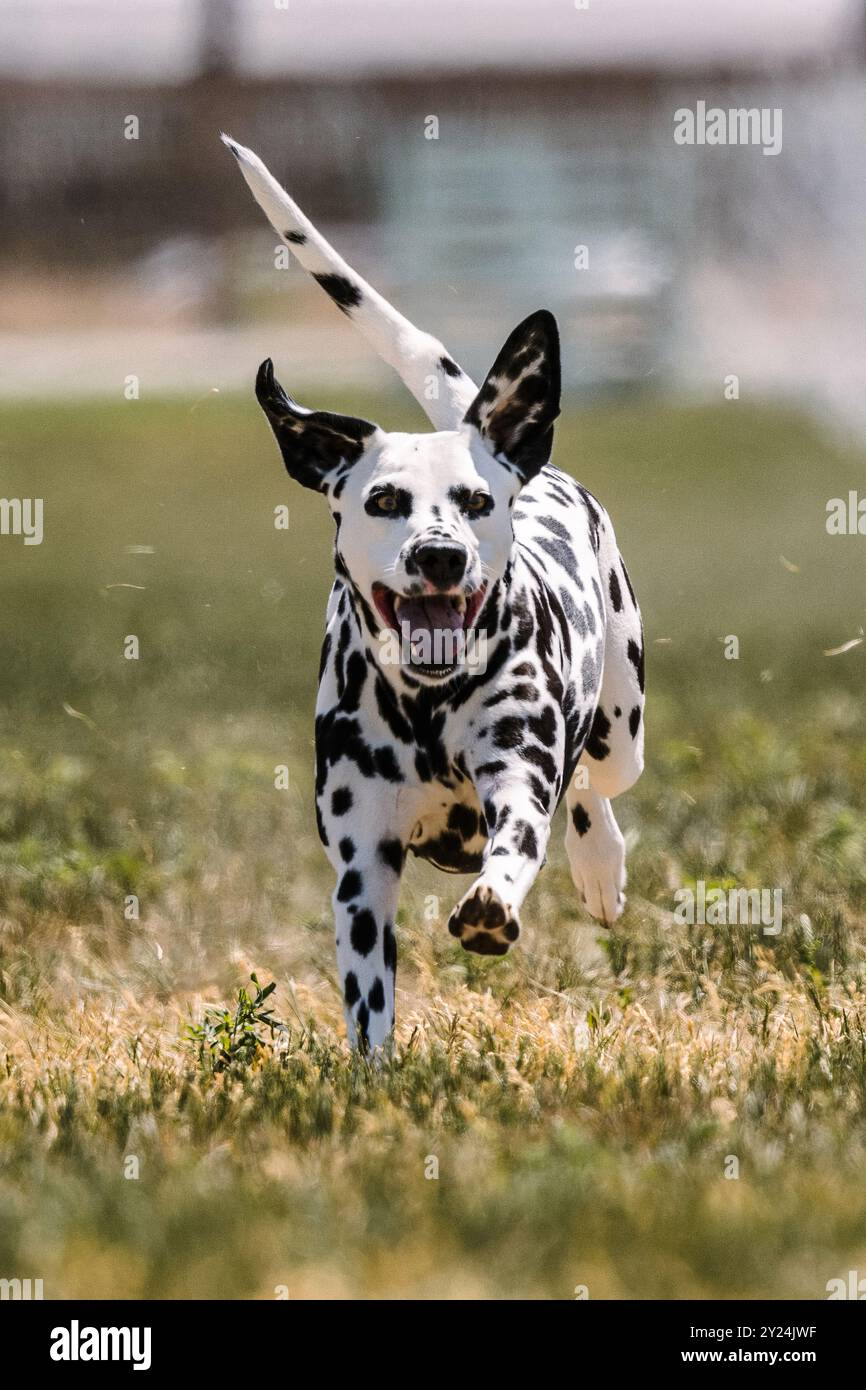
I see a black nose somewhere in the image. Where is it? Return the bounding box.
[414,542,468,588]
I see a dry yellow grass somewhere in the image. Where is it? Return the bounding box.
[1,395,865,1298]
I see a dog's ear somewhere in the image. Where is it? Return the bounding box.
[255,358,381,493]
[464,310,560,484]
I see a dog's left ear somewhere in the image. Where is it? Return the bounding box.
[255,358,381,493]
[464,310,561,484]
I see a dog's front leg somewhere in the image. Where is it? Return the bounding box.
[323,812,405,1051]
[447,777,552,956]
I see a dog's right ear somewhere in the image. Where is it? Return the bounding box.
[255,358,381,493]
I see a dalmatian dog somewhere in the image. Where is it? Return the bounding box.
[223,136,645,1050]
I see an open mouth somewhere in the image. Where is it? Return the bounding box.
[372,583,487,679]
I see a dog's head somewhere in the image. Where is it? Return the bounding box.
[256,310,560,682]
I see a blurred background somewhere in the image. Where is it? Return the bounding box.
[1,0,866,429]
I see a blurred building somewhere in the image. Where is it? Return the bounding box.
[0,0,864,422]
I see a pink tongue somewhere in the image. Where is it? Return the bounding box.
[397,595,463,638]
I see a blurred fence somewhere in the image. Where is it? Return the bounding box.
[1,39,865,422]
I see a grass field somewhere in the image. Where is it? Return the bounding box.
[1,390,866,1299]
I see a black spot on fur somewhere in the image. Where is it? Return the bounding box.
[534,535,580,585]
[493,716,524,750]
[577,485,601,553]
[341,651,367,713]
[528,704,557,746]
[284,230,307,245]
[375,676,413,743]
[545,482,573,509]
[350,909,377,957]
[529,778,551,816]
[510,591,534,653]
[344,972,361,1007]
[318,634,332,682]
[621,561,637,607]
[333,618,351,697]
[331,786,353,816]
[337,869,362,902]
[571,803,591,836]
[368,977,385,1012]
[514,820,538,858]
[523,743,558,785]
[378,837,404,874]
[339,837,356,862]
[627,637,646,693]
[383,922,397,973]
[475,759,507,778]
[448,629,511,712]
[439,355,462,377]
[558,588,584,634]
[585,705,612,761]
[374,745,404,782]
[609,567,623,613]
[312,273,362,313]
[536,513,571,540]
[629,704,642,738]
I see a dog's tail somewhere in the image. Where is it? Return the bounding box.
[221,135,479,430]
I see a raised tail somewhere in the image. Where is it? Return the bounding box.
[221,134,479,430]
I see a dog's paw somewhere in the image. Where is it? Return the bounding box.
[447,882,520,955]
[571,857,626,926]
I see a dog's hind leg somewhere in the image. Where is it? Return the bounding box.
[577,495,645,801]
[565,499,642,924]
[222,135,479,430]
[565,782,626,925]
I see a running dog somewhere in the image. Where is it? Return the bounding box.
[223,136,645,1049]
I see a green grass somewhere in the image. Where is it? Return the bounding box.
[1,391,866,1299]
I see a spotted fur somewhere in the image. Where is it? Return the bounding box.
[225,136,645,1050]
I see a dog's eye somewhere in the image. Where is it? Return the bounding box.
[367,492,397,515]
[465,491,491,515]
